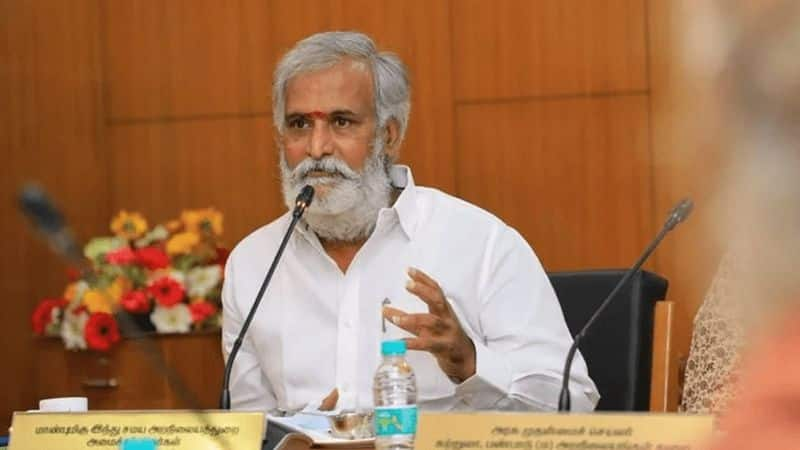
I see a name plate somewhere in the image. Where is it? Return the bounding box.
[8,410,264,450]
[417,412,713,450]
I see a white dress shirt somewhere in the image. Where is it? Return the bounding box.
[222,165,599,413]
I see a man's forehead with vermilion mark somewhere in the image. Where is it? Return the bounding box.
[307,111,328,120]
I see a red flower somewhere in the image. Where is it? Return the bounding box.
[105,246,138,265]
[136,246,170,270]
[120,290,151,314]
[148,277,185,307]
[189,301,217,323]
[65,266,82,282]
[31,298,68,335]
[84,312,120,351]
[214,247,230,271]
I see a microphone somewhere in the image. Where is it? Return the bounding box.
[19,184,83,263]
[557,198,694,412]
[220,185,315,410]
[664,198,693,231]
[293,185,314,218]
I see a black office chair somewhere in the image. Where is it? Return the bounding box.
[548,270,669,411]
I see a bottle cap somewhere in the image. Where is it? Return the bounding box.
[120,438,157,450]
[381,339,407,356]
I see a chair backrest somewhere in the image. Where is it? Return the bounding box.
[548,270,668,411]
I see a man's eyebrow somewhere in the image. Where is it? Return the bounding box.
[284,112,308,121]
[328,109,358,117]
[285,110,360,121]
[285,111,331,120]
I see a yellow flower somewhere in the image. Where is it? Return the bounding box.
[166,231,201,255]
[83,289,113,314]
[111,210,148,240]
[181,208,223,236]
[165,219,183,234]
[107,276,132,303]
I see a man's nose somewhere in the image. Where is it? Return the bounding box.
[307,121,334,159]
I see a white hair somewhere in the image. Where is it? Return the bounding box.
[279,135,393,243]
[272,31,411,147]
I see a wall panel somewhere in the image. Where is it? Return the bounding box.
[452,0,648,101]
[108,117,282,243]
[456,96,653,270]
[0,0,108,425]
[102,0,271,120]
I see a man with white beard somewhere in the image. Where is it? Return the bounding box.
[222,31,598,413]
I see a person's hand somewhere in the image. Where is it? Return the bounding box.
[382,267,476,383]
[319,388,339,411]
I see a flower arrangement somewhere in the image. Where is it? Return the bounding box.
[31,208,228,351]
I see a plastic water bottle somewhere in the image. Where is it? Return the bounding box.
[373,340,418,450]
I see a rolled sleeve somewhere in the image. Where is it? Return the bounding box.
[454,337,512,408]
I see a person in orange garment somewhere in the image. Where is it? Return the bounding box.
[710,308,800,448]
[676,0,800,447]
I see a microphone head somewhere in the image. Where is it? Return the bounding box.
[293,185,315,217]
[665,197,694,230]
[18,183,82,261]
[19,183,65,234]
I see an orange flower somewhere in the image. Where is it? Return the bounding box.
[110,210,148,240]
[63,283,79,302]
[181,208,223,236]
[166,231,200,255]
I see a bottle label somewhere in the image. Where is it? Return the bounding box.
[374,405,418,436]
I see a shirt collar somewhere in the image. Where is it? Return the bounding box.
[388,164,419,240]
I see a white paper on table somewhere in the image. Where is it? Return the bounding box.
[268,413,375,447]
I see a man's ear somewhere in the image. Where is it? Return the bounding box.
[383,118,401,160]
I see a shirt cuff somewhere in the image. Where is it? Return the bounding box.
[453,338,512,409]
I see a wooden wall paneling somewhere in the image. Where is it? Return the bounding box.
[455,96,654,270]
[451,0,648,101]
[267,0,456,192]
[0,0,108,427]
[107,117,281,245]
[102,0,271,120]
